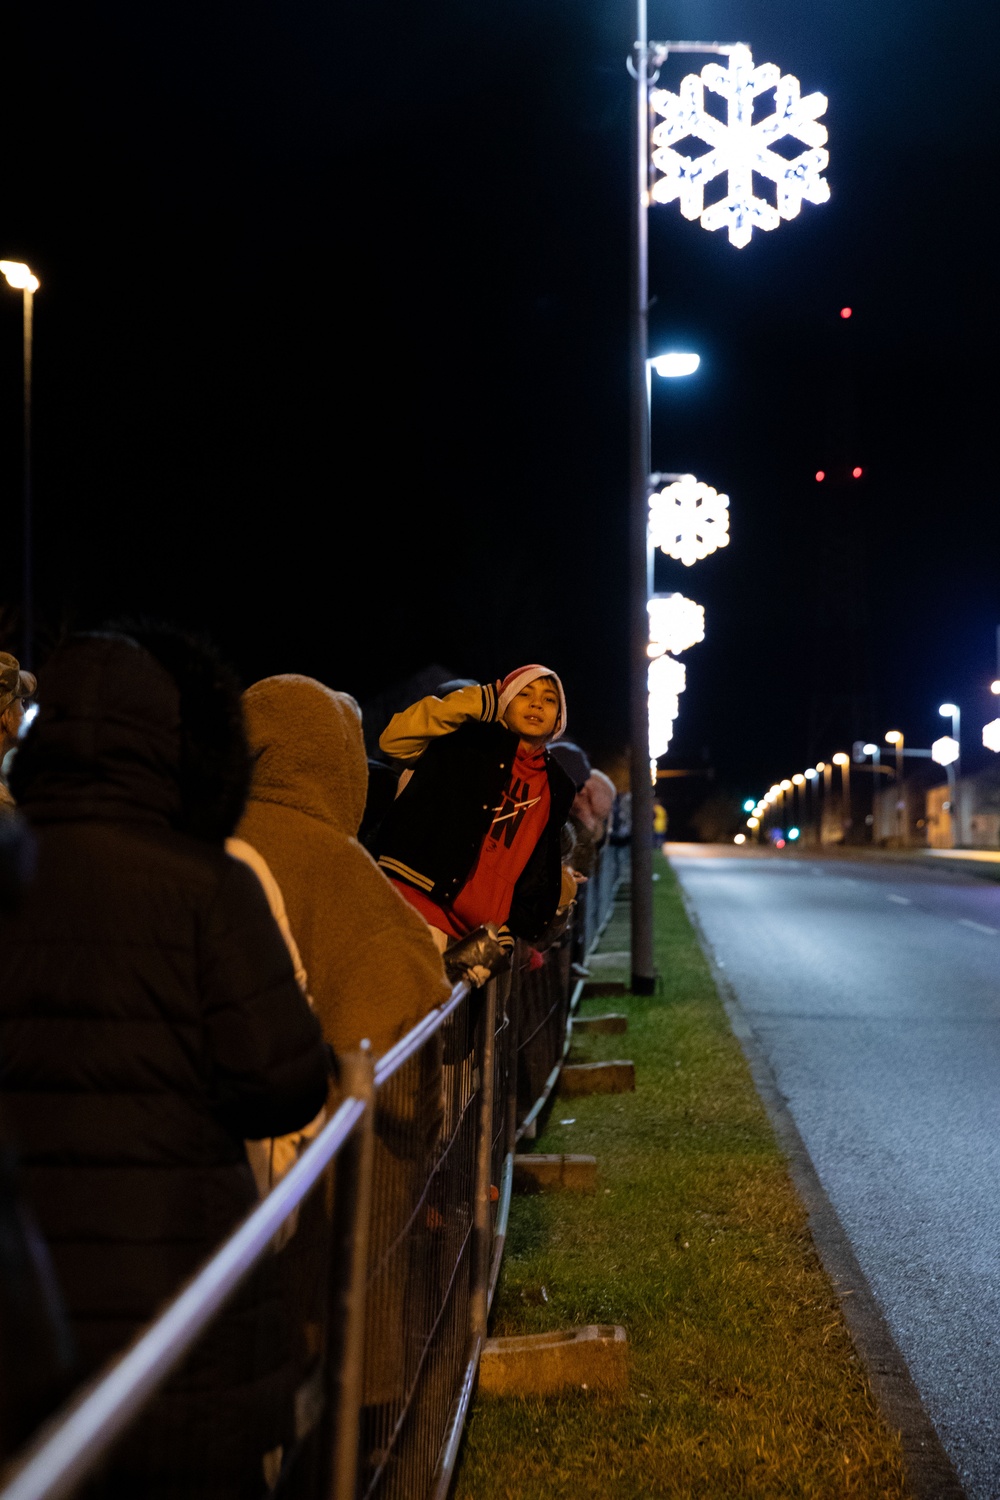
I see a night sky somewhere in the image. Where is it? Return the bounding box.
[1,1,998,820]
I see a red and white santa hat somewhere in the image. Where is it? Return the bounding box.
[497,665,567,741]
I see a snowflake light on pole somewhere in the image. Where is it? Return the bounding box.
[984,720,1000,754]
[647,593,705,657]
[931,735,960,767]
[648,653,686,760]
[648,474,730,567]
[649,44,830,249]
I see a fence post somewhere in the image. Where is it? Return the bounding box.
[470,983,498,1345]
[325,1046,375,1500]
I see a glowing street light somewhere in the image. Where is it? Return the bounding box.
[832,752,851,841]
[649,352,700,378]
[983,719,1000,753]
[885,732,905,843]
[936,704,962,844]
[0,259,40,668]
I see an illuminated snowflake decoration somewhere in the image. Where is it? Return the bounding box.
[647,593,705,657]
[983,719,1000,754]
[931,735,960,767]
[649,44,830,249]
[648,653,686,760]
[648,474,730,567]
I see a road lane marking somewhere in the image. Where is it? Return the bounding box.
[887,894,911,905]
[958,918,999,935]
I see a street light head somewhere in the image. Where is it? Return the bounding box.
[862,743,878,756]
[815,761,826,772]
[832,752,849,766]
[939,703,959,718]
[792,773,805,785]
[804,768,818,780]
[885,731,902,745]
[991,681,1000,696]
[0,260,39,293]
[780,778,792,791]
[649,352,700,378]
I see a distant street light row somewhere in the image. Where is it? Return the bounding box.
[743,679,1000,847]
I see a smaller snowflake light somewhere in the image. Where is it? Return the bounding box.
[983,720,1000,753]
[648,474,730,567]
[648,653,686,760]
[931,735,960,767]
[647,593,705,657]
[649,43,830,249]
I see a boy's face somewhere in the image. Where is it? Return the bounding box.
[503,677,560,748]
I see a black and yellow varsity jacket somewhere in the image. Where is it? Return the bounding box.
[373,684,575,944]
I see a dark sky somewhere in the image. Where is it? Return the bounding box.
[1,0,998,809]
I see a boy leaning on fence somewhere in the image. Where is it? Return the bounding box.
[372,665,579,983]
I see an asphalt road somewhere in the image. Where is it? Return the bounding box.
[669,845,1000,1500]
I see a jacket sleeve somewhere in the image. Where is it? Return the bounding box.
[200,858,331,1140]
[379,683,498,764]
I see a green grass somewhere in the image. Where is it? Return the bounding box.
[454,854,908,1498]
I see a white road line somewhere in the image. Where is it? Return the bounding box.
[888,894,912,905]
[958,918,999,936]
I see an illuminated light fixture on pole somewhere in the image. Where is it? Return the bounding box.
[648,43,830,249]
[647,593,705,657]
[742,798,755,813]
[833,751,851,840]
[885,731,905,844]
[747,817,759,829]
[649,352,700,378]
[648,474,730,567]
[628,24,825,990]
[983,719,1000,753]
[0,259,40,670]
[937,703,962,843]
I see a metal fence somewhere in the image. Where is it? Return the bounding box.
[0,840,623,1500]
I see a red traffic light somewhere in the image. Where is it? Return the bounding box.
[815,470,826,482]
[851,466,863,478]
[840,307,852,319]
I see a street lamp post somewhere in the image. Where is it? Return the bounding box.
[938,703,962,844]
[832,752,850,841]
[804,766,818,843]
[1,260,40,670]
[818,760,831,842]
[885,731,905,843]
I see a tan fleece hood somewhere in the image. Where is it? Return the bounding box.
[241,675,368,838]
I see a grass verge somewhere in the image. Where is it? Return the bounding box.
[454,852,908,1498]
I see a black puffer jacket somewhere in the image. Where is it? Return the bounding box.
[0,635,330,1484]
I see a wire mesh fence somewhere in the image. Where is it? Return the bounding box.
[0,840,623,1500]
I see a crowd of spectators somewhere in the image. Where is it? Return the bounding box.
[0,631,618,1491]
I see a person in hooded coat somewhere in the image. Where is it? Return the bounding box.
[236,674,452,1057]
[236,675,452,1431]
[0,632,330,1495]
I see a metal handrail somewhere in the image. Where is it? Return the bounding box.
[0,1092,368,1500]
[0,842,623,1500]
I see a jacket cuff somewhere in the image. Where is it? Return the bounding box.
[479,683,498,721]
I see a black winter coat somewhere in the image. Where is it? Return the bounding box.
[373,720,576,941]
[0,636,330,1487]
